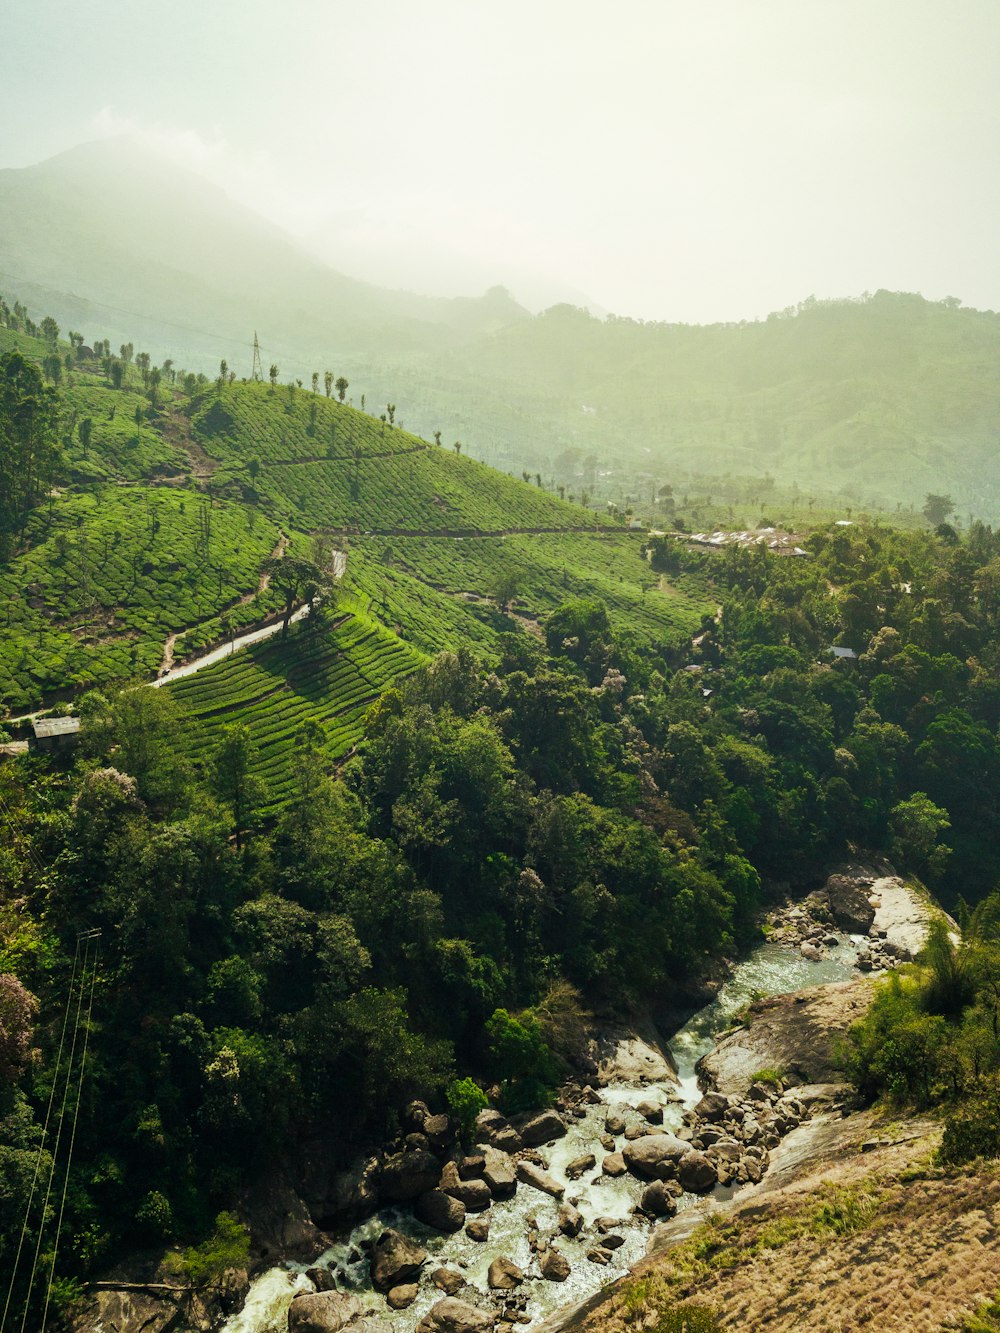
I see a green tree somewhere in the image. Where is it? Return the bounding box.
[923,493,954,526]
[210,724,267,851]
[335,376,349,402]
[0,351,60,556]
[323,370,333,397]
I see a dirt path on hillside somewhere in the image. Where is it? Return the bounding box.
[326,524,622,539]
[159,404,217,483]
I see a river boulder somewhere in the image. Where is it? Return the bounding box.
[557,1202,584,1236]
[387,1285,419,1311]
[636,1097,663,1124]
[465,1216,490,1242]
[481,1146,517,1199]
[415,1189,465,1233]
[430,1269,464,1296]
[474,1110,522,1154]
[519,1110,567,1147]
[622,1132,689,1180]
[540,1247,571,1281]
[370,1229,427,1291]
[640,1180,679,1217]
[416,1298,493,1333]
[565,1153,596,1180]
[288,1291,365,1332]
[601,1151,627,1176]
[488,1256,524,1289]
[442,1176,492,1212]
[423,1114,454,1152]
[515,1160,564,1198]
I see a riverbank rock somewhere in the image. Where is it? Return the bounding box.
[466,1215,490,1242]
[516,1160,565,1198]
[622,1132,690,1181]
[417,1298,493,1333]
[474,1110,523,1154]
[288,1291,365,1332]
[416,1189,466,1233]
[519,1110,567,1146]
[378,1149,442,1202]
[370,1229,427,1291]
[540,1247,571,1281]
[697,980,874,1096]
[641,1180,679,1217]
[636,1097,664,1124]
[488,1257,524,1290]
[677,1149,717,1193]
[824,871,877,933]
[443,1175,493,1212]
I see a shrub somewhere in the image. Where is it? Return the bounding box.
[446,1076,488,1143]
[652,1304,724,1333]
[938,1084,1000,1166]
[166,1211,250,1286]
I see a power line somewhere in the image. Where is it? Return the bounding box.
[41,932,100,1333]
[0,938,81,1333]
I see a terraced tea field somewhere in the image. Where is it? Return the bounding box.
[347,531,711,657]
[169,607,425,802]
[0,488,284,709]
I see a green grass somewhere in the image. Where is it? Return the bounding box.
[168,606,425,804]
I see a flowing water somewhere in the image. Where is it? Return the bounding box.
[222,936,859,1333]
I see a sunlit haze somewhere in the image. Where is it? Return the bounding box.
[3,0,999,320]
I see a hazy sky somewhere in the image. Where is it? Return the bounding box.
[3,0,999,320]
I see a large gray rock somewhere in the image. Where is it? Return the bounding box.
[378,1149,442,1202]
[481,1146,517,1199]
[519,1110,567,1147]
[825,872,876,934]
[416,1298,493,1333]
[622,1132,690,1181]
[370,1229,427,1291]
[416,1189,466,1233]
[288,1291,364,1332]
[515,1160,564,1198]
[676,1150,717,1193]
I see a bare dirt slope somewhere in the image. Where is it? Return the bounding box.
[558,1113,1000,1333]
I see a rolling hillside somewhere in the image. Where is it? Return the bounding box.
[0,313,708,792]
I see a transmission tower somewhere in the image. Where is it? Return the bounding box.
[251,331,263,382]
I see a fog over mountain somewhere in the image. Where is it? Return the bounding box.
[2,0,998,324]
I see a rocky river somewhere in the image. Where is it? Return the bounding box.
[222,903,883,1333]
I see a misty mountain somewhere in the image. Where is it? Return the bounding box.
[3,140,1000,517]
[0,138,530,372]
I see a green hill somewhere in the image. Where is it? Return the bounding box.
[0,314,707,789]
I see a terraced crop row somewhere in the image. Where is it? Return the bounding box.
[348,531,710,657]
[169,610,425,803]
[188,381,430,467]
[261,449,605,534]
[0,488,283,709]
